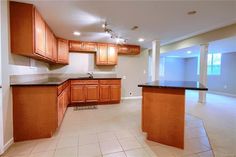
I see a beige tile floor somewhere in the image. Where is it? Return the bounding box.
[3,91,234,157]
[186,91,236,157]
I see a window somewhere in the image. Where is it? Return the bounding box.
[198,53,221,75]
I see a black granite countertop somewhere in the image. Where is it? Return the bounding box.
[10,75,121,86]
[138,80,208,91]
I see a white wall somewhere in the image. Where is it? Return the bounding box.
[0,0,3,154]
[1,0,13,153]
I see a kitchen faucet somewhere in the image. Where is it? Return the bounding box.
[87,72,93,78]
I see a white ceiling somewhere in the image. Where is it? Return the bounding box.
[14,0,236,48]
[161,36,236,58]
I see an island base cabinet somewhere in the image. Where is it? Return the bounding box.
[142,87,185,149]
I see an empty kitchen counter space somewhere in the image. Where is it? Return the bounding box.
[10,74,121,141]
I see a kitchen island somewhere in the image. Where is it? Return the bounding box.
[138,81,207,149]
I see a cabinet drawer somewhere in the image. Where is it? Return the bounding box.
[71,80,99,85]
[58,81,69,95]
[99,80,121,85]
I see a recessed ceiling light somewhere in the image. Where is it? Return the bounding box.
[138,38,144,42]
[187,11,197,15]
[73,31,81,36]
[187,51,192,54]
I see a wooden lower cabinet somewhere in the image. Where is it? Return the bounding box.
[99,80,121,103]
[57,84,70,126]
[12,81,70,141]
[71,85,85,103]
[110,85,121,102]
[70,80,99,104]
[12,79,121,141]
[99,85,110,102]
[85,85,99,102]
[71,79,121,104]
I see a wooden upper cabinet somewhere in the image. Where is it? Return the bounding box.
[57,38,69,64]
[96,43,108,65]
[52,35,58,62]
[107,44,118,65]
[69,41,97,52]
[45,25,54,59]
[10,2,63,64]
[118,45,140,55]
[34,9,46,56]
[96,43,118,65]
[83,42,97,52]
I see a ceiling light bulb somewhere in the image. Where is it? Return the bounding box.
[187,51,192,54]
[73,31,81,36]
[138,38,144,42]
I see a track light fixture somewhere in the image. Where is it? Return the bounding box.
[102,21,127,44]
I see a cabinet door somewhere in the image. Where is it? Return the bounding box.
[108,44,118,65]
[110,85,121,102]
[57,39,69,64]
[69,41,83,52]
[83,42,97,52]
[99,85,110,102]
[45,26,53,59]
[64,85,70,109]
[85,85,99,102]
[129,45,140,55]
[117,45,129,54]
[71,85,85,103]
[96,43,108,65]
[52,35,57,62]
[34,8,46,56]
[57,92,64,126]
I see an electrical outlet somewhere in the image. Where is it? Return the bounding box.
[123,76,126,80]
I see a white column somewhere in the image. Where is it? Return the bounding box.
[198,43,208,104]
[151,40,160,81]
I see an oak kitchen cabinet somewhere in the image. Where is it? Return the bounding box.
[70,80,99,103]
[10,1,68,64]
[118,44,141,55]
[96,43,118,65]
[69,40,97,52]
[12,81,70,141]
[100,80,121,103]
[57,82,70,126]
[57,38,69,64]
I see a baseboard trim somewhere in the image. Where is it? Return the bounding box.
[208,91,236,97]
[0,138,13,155]
[121,96,142,100]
